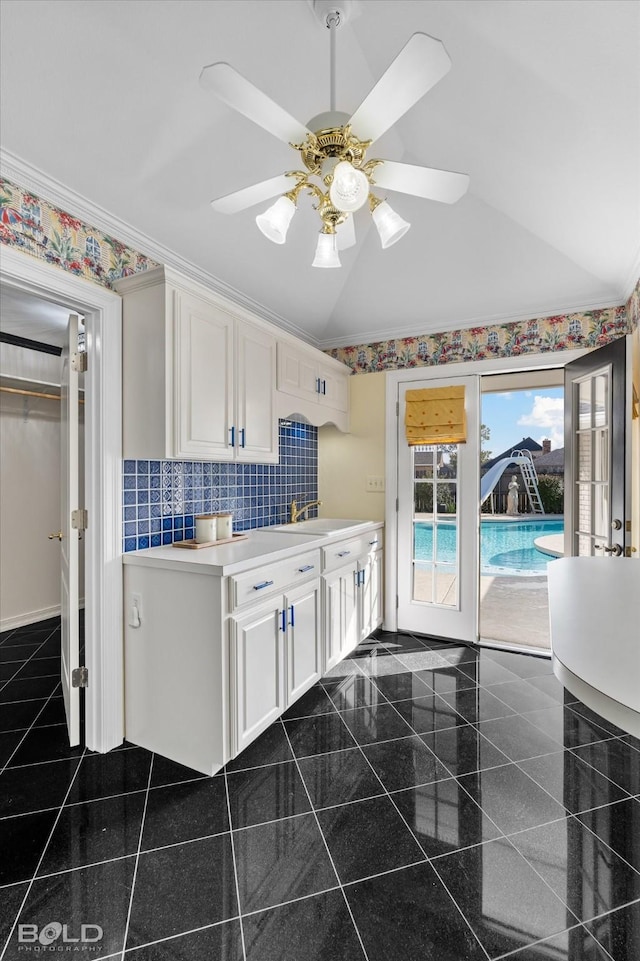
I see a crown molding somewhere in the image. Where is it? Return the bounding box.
[622,244,640,303]
[0,149,318,348]
[317,295,627,350]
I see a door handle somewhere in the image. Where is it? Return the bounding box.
[48,531,63,541]
[289,604,295,627]
[602,544,623,556]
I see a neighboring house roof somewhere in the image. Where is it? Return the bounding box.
[482,437,543,472]
[532,448,565,472]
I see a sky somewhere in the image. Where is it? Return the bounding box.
[481,387,564,459]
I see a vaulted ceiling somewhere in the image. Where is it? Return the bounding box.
[1,0,638,348]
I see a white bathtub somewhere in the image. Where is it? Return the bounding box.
[548,557,640,738]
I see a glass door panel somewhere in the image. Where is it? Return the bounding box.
[398,376,479,642]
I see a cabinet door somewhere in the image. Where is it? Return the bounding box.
[317,362,349,413]
[277,341,319,404]
[359,551,383,640]
[236,320,278,463]
[324,563,358,671]
[230,600,285,755]
[174,290,234,460]
[285,580,321,703]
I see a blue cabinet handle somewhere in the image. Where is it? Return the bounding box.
[337,550,351,557]
[322,379,327,395]
[289,604,295,627]
[229,426,235,447]
[316,377,321,394]
[297,564,314,573]
[239,427,246,448]
[253,580,274,591]
[280,610,287,632]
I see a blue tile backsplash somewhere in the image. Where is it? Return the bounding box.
[122,420,318,551]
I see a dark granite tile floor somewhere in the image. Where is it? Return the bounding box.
[1,618,638,960]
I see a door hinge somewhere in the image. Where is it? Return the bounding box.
[626,520,632,533]
[395,497,399,513]
[71,508,88,531]
[396,401,399,416]
[71,351,88,373]
[624,546,637,557]
[395,594,399,609]
[72,666,88,688]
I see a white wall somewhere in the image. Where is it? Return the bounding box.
[0,360,84,629]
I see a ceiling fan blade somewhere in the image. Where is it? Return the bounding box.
[348,33,451,144]
[200,62,311,145]
[211,175,294,214]
[371,160,469,204]
[336,216,356,250]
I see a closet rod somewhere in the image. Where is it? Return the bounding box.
[0,385,84,404]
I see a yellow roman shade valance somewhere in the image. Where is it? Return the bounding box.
[405,386,467,446]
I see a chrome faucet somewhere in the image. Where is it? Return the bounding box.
[290,499,323,523]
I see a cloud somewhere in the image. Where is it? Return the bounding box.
[517,395,564,449]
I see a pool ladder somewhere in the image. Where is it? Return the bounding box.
[511,449,545,514]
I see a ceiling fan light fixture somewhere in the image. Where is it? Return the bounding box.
[329,160,369,213]
[312,230,341,268]
[371,200,411,249]
[255,195,296,244]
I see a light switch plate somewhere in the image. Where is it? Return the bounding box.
[366,476,385,492]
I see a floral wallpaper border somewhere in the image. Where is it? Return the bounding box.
[1,175,637,370]
[325,301,634,375]
[0,177,159,287]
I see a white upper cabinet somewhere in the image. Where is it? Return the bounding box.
[117,267,278,462]
[174,288,234,460]
[235,319,278,462]
[276,339,350,430]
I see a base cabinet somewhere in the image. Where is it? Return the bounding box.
[323,530,384,671]
[229,579,321,755]
[324,563,359,672]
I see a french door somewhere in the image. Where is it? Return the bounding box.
[564,337,627,559]
[396,375,480,642]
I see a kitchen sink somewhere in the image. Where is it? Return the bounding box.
[265,518,371,536]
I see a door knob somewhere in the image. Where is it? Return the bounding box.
[602,544,623,556]
[611,518,622,530]
[48,531,63,541]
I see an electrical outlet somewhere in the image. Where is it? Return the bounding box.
[366,476,385,492]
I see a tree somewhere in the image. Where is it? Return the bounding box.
[446,424,491,471]
[480,423,492,465]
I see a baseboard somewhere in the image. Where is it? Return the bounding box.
[1,600,85,633]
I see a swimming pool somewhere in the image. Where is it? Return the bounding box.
[414,519,564,576]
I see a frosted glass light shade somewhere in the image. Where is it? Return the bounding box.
[329,161,369,213]
[371,200,411,249]
[256,196,296,244]
[312,232,341,268]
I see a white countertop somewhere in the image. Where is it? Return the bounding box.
[121,520,382,576]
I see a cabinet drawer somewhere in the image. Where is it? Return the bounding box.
[321,529,383,573]
[230,549,321,611]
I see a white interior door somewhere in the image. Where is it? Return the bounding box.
[397,375,480,642]
[61,313,80,746]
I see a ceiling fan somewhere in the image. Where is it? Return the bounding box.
[200,0,469,268]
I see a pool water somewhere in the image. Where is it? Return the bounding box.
[414,520,564,576]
